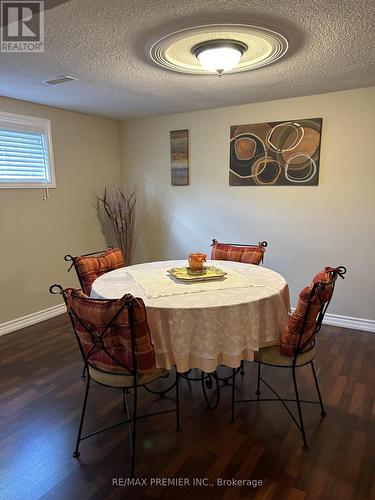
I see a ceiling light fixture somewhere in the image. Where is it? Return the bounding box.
[150,24,289,76]
[192,39,247,75]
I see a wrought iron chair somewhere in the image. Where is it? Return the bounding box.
[49,285,180,477]
[211,239,268,265]
[64,247,125,378]
[64,246,125,296]
[230,266,346,450]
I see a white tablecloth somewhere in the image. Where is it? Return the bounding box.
[91,260,290,372]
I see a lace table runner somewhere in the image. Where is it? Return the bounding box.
[127,265,263,299]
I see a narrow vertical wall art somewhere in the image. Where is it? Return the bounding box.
[170,129,189,186]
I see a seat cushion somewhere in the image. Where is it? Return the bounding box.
[279,267,338,357]
[74,248,125,295]
[88,365,168,388]
[66,289,156,374]
[279,287,322,357]
[211,241,265,265]
[254,344,316,367]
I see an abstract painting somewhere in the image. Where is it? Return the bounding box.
[229,118,322,186]
[170,129,189,186]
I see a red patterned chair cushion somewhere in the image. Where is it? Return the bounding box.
[74,248,125,295]
[211,241,266,265]
[280,268,338,357]
[66,288,155,374]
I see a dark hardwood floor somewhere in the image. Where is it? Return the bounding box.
[0,315,373,500]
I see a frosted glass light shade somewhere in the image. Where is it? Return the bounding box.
[197,47,242,73]
[193,40,247,74]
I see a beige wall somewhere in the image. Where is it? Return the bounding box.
[0,97,120,323]
[120,87,375,320]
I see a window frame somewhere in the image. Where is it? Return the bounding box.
[0,110,56,189]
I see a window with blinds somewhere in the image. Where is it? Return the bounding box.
[0,111,55,188]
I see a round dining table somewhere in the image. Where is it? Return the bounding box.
[91,259,290,374]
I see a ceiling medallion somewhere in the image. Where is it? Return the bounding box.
[150,23,289,75]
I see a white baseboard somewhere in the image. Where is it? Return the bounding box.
[322,313,375,332]
[0,305,374,337]
[289,308,375,333]
[0,304,66,337]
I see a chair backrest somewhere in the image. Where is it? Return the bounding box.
[50,285,155,376]
[211,239,268,265]
[64,247,125,296]
[280,266,346,358]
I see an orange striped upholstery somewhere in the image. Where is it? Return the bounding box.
[211,240,266,265]
[280,267,340,357]
[74,248,124,295]
[66,289,155,374]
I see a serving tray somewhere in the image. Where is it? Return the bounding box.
[167,266,227,282]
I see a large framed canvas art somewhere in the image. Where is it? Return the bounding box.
[229,118,322,186]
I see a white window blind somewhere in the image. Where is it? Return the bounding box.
[0,111,55,188]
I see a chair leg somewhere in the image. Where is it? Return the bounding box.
[240,360,245,375]
[176,370,181,431]
[255,362,261,396]
[121,388,131,412]
[231,368,236,423]
[73,375,91,458]
[292,366,309,450]
[122,389,133,457]
[81,364,87,378]
[311,361,327,417]
[131,385,138,478]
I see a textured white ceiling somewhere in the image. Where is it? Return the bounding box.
[0,0,374,119]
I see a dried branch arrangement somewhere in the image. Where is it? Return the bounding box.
[97,186,137,265]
